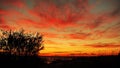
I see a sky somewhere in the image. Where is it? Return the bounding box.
[0,0,120,56]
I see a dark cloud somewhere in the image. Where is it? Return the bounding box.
[111,8,120,17]
[0,0,25,9]
[110,0,120,16]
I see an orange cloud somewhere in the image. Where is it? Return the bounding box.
[92,23,120,39]
[43,32,59,38]
[85,43,120,48]
[45,40,59,45]
[64,32,91,40]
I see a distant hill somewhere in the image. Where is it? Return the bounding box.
[0,53,120,68]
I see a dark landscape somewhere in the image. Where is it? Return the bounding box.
[0,53,120,68]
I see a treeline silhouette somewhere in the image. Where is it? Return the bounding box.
[0,29,44,56]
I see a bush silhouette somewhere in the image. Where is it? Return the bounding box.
[0,29,44,56]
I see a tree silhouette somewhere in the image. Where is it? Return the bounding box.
[0,29,44,56]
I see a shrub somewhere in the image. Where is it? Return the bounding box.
[0,29,44,56]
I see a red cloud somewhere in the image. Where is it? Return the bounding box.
[0,0,120,41]
[0,17,5,24]
[0,9,8,15]
[28,0,90,29]
[2,0,118,31]
[0,16,11,30]
[0,25,10,29]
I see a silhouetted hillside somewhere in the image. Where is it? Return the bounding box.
[0,53,120,68]
[0,53,46,68]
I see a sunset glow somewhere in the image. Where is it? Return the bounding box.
[0,0,120,56]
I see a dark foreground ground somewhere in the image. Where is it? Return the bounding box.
[0,53,120,68]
